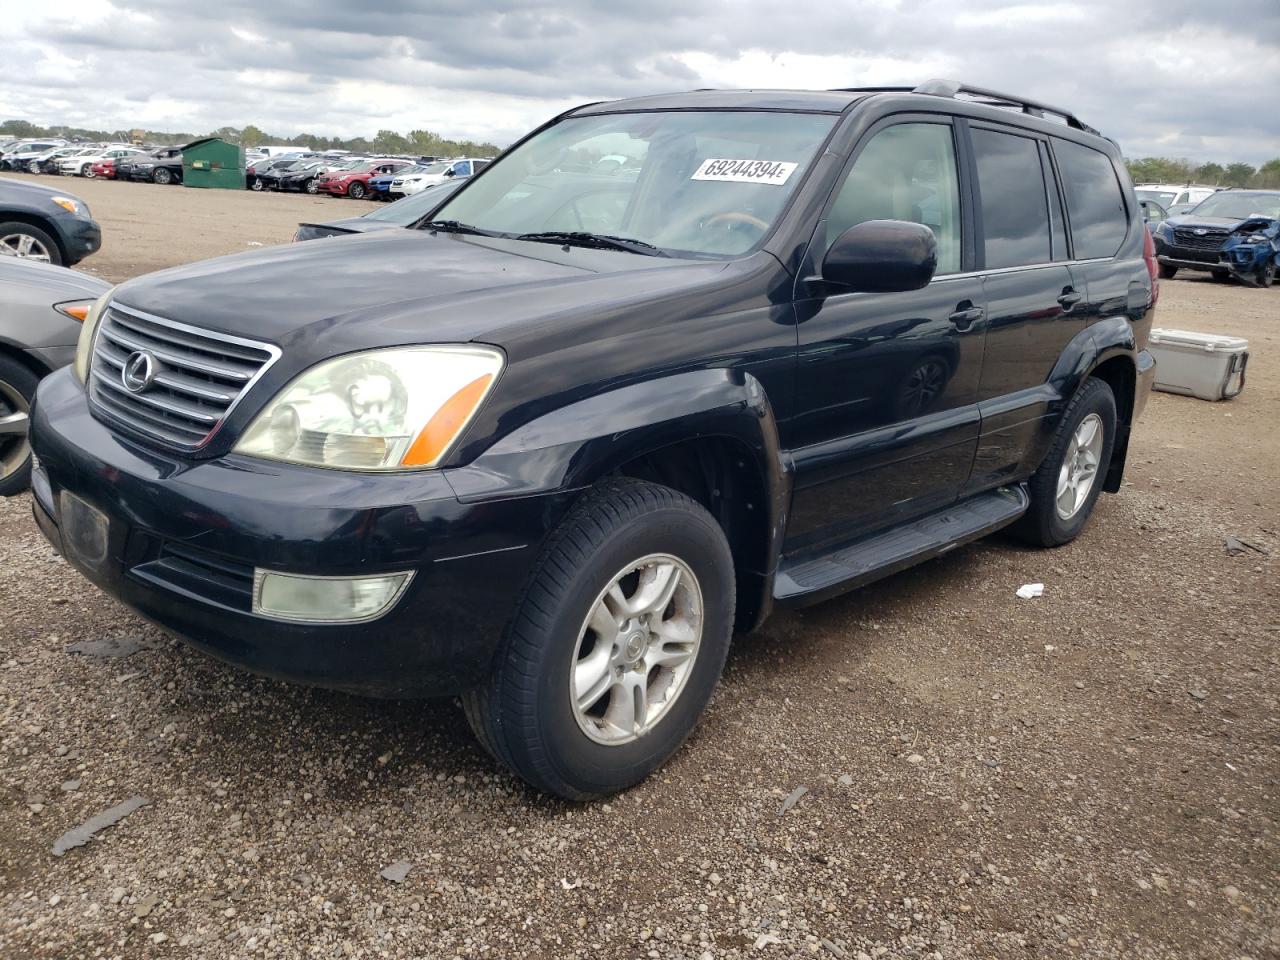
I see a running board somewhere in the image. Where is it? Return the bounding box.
[773,485,1029,605]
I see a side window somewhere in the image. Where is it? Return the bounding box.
[825,122,961,274]
[453,161,470,177]
[1054,139,1128,259]
[971,128,1051,269]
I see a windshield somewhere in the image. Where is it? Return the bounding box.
[1188,192,1280,220]
[433,110,836,257]
[1136,189,1177,206]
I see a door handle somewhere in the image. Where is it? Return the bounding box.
[948,305,984,332]
[1058,289,1083,309]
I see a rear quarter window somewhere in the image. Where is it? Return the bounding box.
[1054,139,1129,260]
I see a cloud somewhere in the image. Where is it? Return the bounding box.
[2,0,1278,162]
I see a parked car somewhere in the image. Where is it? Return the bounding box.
[277,161,334,194]
[1134,185,1179,208]
[28,146,95,175]
[293,180,465,241]
[1138,199,1168,227]
[315,159,413,199]
[89,158,118,180]
[29,80,1155,800]
[0,177,102,266]
[60,146,142,178]
[128,146,184,185]
[1152,189,1280,286]
[0,259,111,494]
[2,140,68,171]
[394,158,491,196]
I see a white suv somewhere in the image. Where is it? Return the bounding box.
[393,157,492,196]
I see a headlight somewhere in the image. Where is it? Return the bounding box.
[50,196,80,215]
[234,345,503,471]
[72,291,114,383]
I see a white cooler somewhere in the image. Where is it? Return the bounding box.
[1148,328,1249,401]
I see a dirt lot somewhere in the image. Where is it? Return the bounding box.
[1,176,1277,960]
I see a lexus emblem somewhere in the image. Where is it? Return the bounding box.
[122,350,158,394]
[1194,228,1207,235]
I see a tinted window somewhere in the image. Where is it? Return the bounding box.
[971,128,1051,269]
[826,122,962,274]
[1054,139,1128,259]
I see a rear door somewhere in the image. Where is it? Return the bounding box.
[786,116,987,552]
[962,122,1086,491]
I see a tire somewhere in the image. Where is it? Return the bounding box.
[82,164,95,179]
[347,181,366,200]
[305,179,319,195]
[1012,377,1117,548]
[0,355,39,497]
[250,177,264,192]
[1257,261,1276,289]
[463,478,735,800]
[152,167,172,185]
[0,221,62,265]
[1158,263,1177,279]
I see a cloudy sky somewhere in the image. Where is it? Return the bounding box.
[4,0,1279,163]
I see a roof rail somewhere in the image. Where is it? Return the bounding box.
[832,79,1098,135]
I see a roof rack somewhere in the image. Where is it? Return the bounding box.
[833,79,1098,135]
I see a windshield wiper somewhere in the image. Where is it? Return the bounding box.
[514,231,669,257]
[421,220,500,238]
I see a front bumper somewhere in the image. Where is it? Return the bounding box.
[29,369,577,697]
[53,215,102,264]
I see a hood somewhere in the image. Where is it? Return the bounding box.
[0,176,86,204]
[110,228,732,359]
[0,258,112,300]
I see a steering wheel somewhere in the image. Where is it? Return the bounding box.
[704,211,769,233]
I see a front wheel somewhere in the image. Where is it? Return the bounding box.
[1257,260,1276,288]
[305,179,318,194]
[463,478,735,799]
[347,181,366,199]
[82,164,96,179]
[1012,377,1116,548]
[1158,263,1177,280]
[0,356,39,496]
[153,167,172,185]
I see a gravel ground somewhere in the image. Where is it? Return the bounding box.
[1,178,1277,959]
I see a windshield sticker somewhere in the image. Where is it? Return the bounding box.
[691,159,798,185]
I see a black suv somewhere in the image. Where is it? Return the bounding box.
[29,81,1156,799]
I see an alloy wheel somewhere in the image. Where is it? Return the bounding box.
[0,378,31,485]
[0,232,53,262]
[1055,413,1103,520]
[570,553,704,745]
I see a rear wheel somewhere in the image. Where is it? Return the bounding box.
[463,478,735,799]
[1158,263,1177,279]
[1012,377,1116,548]
[347,181,366,200]
[0,221,61,265]
[0,356,39,496]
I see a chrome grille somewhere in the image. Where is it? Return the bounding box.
[88,304,279,450]
[1171,228,1228,252]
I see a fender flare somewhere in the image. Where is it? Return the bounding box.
[445,368,791,627]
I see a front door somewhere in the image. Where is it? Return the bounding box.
[786,118,986,553]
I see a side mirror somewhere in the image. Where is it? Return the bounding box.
[821,220,938,293]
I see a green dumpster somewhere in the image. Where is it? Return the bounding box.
[182,137,245,189]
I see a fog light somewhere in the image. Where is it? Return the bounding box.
[252,569,414,623]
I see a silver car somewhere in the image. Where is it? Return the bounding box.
[0,259,110,494]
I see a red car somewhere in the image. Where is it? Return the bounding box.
[90,159,117,180]
[315,160,413,200]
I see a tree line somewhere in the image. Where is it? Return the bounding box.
[0,119,503,158]
[1124,156,1280,189]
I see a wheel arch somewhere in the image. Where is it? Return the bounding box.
[446,368,790,633]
